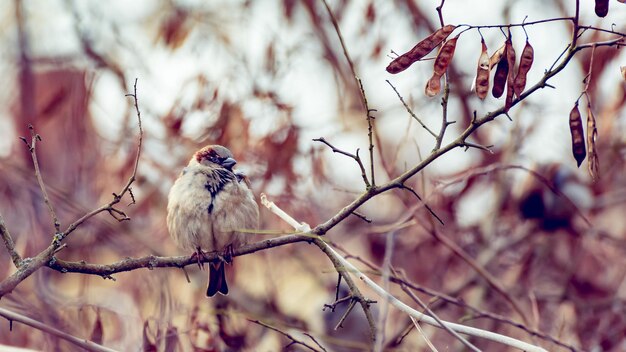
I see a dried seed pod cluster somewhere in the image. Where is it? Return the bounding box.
[386,25,456,74]
[387,26,536,103]
[569,102,586,167]
[425,36,459,97]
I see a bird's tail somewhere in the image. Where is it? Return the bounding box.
[207,261,228,297]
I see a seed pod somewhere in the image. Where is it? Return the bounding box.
[505,36,516,110]
[595,0,609,17]
[492,44,508,98]
[621,66,626,81]
[432,36,459,77]
[489,44,506,70]
[514,40,534,98]
[587,103,599,181]
[569,102,586,167]
[387,25,456,74]
[475,39,490,100]
[425,74,442,97]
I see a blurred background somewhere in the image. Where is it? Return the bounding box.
[0,0,625,351]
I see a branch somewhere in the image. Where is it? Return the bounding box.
[314,137,370,188]
[428,227,530,326]
[398,184,444,225]
[0,79,144,298]
[397,273,480,352]
[261,195,378,341]
[0,307,117,352]
[334,242,580,351]
[249,319,323,352]
[61,78,144,241]
[263,196,548,352]
[46,233,311,277]
[385,80,437,138]
[320,0,376,187]
[20,124,61,233]
[0,213,21,267]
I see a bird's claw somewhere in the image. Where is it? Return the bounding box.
[193,248,205,270]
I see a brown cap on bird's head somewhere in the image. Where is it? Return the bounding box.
[193,145,237,170]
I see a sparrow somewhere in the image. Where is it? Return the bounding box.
[167,145,259,296]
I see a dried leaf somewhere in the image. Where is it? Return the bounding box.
[505,36,516,110]
[475,39,490,100]
[433,36,459,77]
[425,74,442,97]
[514,40,534,98]
[569,102,586,167]
[587,103,599,180]
[386,25,456,74]
[492,44,508,98]
[595,0,609,17]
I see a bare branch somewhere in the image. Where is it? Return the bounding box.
[314,137,370,188]
[62,78,144,240]
[0,307,118,352]
[386,80,437,138]
[21,124,61,233]
[249,319,322,352]
[398,184,444,225]
[0,212,21,267]
[320,0,376,187]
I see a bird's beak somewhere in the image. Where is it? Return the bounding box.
[221,157,237,170]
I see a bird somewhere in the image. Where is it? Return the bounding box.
[167,145,259,296]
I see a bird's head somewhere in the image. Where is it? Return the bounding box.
[193,145,237,171]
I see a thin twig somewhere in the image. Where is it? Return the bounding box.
[434,82,454,151]
[435,0,446,27]
[320,0,376,187]
[249,319,321,352]
[463,142,495,153]
[429,227,530,326]
[398,184,444,225]
[571,0,580,47]
[0,212,22,267]
[21,124,61,233]
[351,211,372,223]
[0,307,117,352]
[61,78,144,240]
[386,80,437,138]
[303,332,329,352]
[314,137,370,188]
[397,270,480,352]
